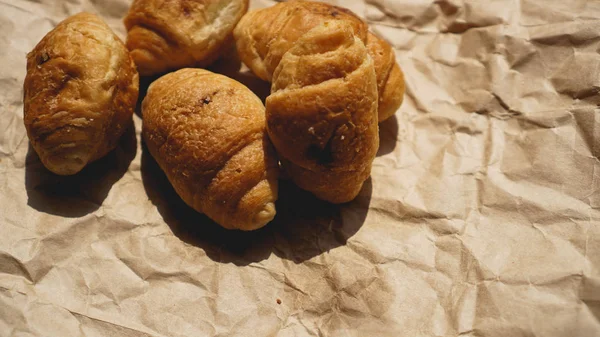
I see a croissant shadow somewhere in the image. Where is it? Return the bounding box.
[24,122,137,218]
[377,114,399,156]
[135,74,161,118]
[140,141,372,266]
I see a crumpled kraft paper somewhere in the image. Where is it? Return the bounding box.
[1,0,600,336]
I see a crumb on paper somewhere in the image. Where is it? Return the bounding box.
[277,299,281,304]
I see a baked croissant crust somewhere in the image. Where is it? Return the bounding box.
[366,32,406,122]
[124,0,248,76]
[233,0,367,82]
[266,21,379,203]
[142,68,279,230]
[234,0,404,122]
[23,12,139,175]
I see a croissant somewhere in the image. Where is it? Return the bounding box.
[142,68,279,230]
[23,12,139,175]
[234,0,404,122]
[233,0,367,82]
[265,21,379,203]
[124,0,248,76]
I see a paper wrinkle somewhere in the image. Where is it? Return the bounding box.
[2,0,600,336]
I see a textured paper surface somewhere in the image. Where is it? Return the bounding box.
[2,0,600,336]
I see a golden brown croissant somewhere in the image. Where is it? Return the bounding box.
[233,0,367,82]
[124,0,248,76]
[142,68,279,230]
[265,21,379,203]
[23,12,139,176]
[234,0,404,122]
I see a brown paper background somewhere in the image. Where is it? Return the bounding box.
[2,0,600,336]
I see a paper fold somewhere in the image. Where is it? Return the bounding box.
[1,0,600,336]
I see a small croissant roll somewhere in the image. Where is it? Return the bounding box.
[124,0,248,76]
[23,13,139,175]
[233,0,367,82]
[266,21,379,203]
[234,0,404,122]
[142,69,278,230]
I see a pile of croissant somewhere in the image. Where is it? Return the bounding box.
[23,0,405,230]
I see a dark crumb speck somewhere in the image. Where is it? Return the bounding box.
[202,97,211,104]
[38,52,50,65]
[330,10,339,17]
[276,299,282,304]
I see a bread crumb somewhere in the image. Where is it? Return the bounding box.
[308,127,315,135]
[276,299,281,304]
[38,52,50,66]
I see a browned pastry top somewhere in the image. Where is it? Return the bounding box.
[124,0,249,76]
[234,0,368,81]
[23,12,139,175]
[366,32,405,121]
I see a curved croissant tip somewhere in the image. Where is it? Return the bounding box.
[41,148,91,176]
[248,202,276,230]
